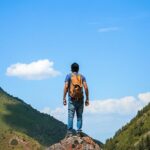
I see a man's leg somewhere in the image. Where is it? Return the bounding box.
[67,100,75,135]
[76,101,84,133]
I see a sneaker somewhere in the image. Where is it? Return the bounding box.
[65,131,73,138]
[76,130,82,137]
[65,133,73,138]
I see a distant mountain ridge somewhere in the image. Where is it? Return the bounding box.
[0,87,103,150]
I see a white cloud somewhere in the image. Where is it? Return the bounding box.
[41,92,150,142]
[138,92,150,104]
[6,59,61,80]
[42,106,67,122]
[98,27,119,32]
[84,96,141,115]
[41,107,51,114]
[41,92,150,123]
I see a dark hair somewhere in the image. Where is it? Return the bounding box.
[71,63,79,72]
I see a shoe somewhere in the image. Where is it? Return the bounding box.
[76,130,82,137]
[76,133,81,137]
[65,131,73,138]
[65,133,73,138]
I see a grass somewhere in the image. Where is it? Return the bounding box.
[0,87,67,149]
[104,103,150,150]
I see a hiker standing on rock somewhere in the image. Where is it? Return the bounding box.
[63,63,89,137]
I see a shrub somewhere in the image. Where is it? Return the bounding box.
[10,139,18,145]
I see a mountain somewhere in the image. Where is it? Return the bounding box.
[1,86,150,150]
[0,87,103,150]
[104,102,150,150]
[0,87,67,149]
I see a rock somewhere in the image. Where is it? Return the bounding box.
[47,135,102,150]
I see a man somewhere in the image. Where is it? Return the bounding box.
[63,62,89,137]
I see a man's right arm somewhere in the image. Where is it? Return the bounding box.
[83,81,89,106]
[63,82,69,105]
[63,74,70,106]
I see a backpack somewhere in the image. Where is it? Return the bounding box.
[69,73,83,99]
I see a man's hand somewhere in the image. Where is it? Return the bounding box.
[63,98,67,106]
[83,81,89,106]
[85,100,89,106]
[63,82,68,106]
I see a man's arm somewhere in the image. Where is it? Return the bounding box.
[83,81,89,106]
[63,82,69,105]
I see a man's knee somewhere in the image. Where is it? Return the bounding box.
[77,113,83,120]
[68,109,75,118]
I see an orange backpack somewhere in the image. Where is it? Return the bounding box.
[69,73,83,99]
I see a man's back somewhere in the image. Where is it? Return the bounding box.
[65,72,86,99]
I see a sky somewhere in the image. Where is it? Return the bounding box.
[0,0,150,143]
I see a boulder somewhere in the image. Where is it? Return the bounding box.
[47,135,102,150]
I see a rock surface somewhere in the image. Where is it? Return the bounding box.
[47,135,102,150]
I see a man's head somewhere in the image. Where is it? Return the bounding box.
[71,62,79,73]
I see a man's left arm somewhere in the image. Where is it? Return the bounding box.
[83,81,89,106]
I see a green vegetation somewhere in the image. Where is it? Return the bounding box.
[4,85,149,150]
[0,87,67,150]
[104,102,150,150]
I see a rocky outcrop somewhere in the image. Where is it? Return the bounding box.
[47,135,102,150]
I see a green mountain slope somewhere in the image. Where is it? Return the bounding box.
[0,87,67,150]
[104,102,150,150]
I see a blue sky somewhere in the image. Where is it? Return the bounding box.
[0,0,150,143]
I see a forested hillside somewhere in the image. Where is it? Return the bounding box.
[0,87,67,150]
[104,102,150,150]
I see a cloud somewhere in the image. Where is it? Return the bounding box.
[98,27,119,32]
[41,92,150,142]
[6,59,61,80]
[41,106,67,122]
[84,96,142,115]
[42,92,150,118]
[138,92,150,104]
[41,107,51,114]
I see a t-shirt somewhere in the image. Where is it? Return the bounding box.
[65,72,86,98]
